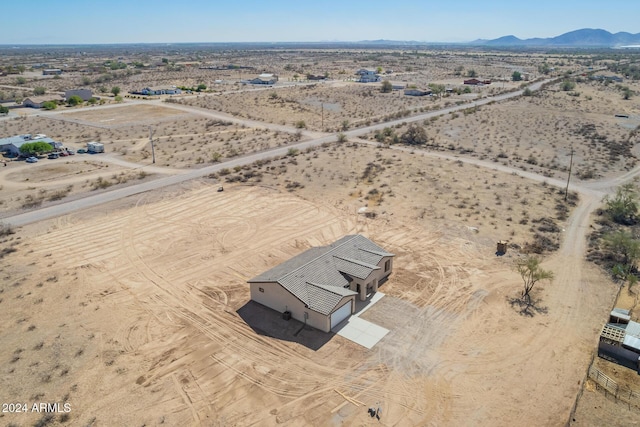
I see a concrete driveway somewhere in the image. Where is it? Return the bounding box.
[332,292,389,349]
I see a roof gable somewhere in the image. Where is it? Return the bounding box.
[249,235,393,315]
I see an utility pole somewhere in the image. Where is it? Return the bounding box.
[149,127,156,164]
[565,146,574,201]
[321,102,324,131]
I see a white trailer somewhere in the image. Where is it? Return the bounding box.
[87,141,104,153]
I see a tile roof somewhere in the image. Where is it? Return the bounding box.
[249,235,394,315]
[23,95,62,104]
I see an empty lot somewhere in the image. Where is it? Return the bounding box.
[0,183,615,426]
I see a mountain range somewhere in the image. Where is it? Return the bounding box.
[473,28,640,48]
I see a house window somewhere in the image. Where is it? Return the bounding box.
[385,260,391,272]
[259,287,264,293]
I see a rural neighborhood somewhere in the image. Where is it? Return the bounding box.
[1,11,640,427]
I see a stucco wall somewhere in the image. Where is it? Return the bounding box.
[250,282,350,332]
[347,255,393,300]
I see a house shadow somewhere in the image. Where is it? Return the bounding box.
[236,301,333,351]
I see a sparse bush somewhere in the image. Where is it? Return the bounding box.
[604,183,638,225]
[400,124,428,145]
[561,80,575,91]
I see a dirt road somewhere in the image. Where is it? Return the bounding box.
[0,79,557,227]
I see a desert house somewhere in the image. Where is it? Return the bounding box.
[0,134,60,156]
[135,86,182,95]
[357,69,381,83]
[591,75,623,83]
[463,78,492,86]
[249,73,278,85]
[248,235,394,332]
[65,89,93,101]
[42,68,62,75]
[22,95,63,108]
[404,88,433,96]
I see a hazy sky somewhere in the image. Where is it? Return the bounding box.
[3,0,639,44]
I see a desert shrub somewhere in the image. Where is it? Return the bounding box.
[285,181,304,191]
[561,80,576,91]
[604,184,638,225]
[400,124,428,145]
[0,223,15,237]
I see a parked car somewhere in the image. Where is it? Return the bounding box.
[26,156,38,163]
[47,153,59,159]
[66,149,75,155]
[59,151,69,156]
[77,149,87,154]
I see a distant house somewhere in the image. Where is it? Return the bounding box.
[464,78,491,86]
[42,69,62,76]
[23,95,62,109]
[404,88,432,96]
[249,73,278,85]
[357,70,381,83]
[0,134,60,156]
[306,74,327,81]
[65,89,93,101]
[248,235,394,333]
[591,75,623,83]
[136,86,182,95]
[391,83,405,91]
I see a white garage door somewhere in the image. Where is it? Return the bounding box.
[331,302,352,329]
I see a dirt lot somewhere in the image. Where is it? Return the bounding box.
[215,139,578,252]
[179,81,491,131]
[0,47,637,426]
[363,79,640,181]
[0,183,617,426]
[61,104,191,126]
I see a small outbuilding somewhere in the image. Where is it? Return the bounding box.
[248,235,394,332]
[599,311,640,373]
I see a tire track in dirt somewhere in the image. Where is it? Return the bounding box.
[109,189,376,414]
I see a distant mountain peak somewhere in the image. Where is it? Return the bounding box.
[474,28,640,47]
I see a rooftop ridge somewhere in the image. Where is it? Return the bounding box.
[359,247,394,257]
[279,235,357,281]
[332,254,380,270]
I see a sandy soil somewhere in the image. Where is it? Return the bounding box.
[363,79,640,181]
[0,48,637,426]
[0,182,617,426]
[222,139,577,251]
